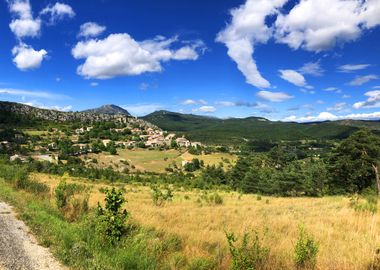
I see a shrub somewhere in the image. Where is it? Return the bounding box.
[96,187,128,245]
[151,185,174,206]
[226,231,269,270]
[294,226,319,269]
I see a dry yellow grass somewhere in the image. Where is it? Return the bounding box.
[84,149,237,173]
[34,172,380,270]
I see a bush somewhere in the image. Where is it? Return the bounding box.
[151,185,174,206]
[294,226,319,269]
[55,180,89,221]
[226,231,269,270]
[96,187,128,245]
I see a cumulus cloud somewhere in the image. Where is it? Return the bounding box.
[8,0,41,39]
[338,64,372,73]
[72,34,206,79]
[284,111,380,122]
[279,69,310,88]
[349,75,378,86]
[275,0,380,52]
[353,90,380,109]
[216,0,287,88]
[299,61,324,76]
[12,44,47,70]
[40,2,75,24]
[217,0,380,88]
[257,90,293,102]
[78,22,106,38]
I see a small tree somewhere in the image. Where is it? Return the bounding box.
[294,226,319,269]
[96,188,128,245]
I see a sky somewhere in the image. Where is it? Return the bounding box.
[0,0,380,122]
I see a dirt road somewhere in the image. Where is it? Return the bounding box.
[0,202,65,270]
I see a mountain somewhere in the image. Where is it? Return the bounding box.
[0,101,132,125]
[142,110,380,145]
[82,104,131,116]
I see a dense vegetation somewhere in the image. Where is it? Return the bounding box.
[142,110,380,145]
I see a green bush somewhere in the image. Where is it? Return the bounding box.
[226,231,269,270]
[294,226,319,269]
[96,187,128,245]
[151,185,174,206]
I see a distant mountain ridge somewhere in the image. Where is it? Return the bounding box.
[0,101,132,123]
[82,104,131,116]
[142,110,380,145]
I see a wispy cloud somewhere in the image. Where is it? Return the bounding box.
[0,88,69,100]
[338,64,371,73]
[349,74,378,86]
[257,90,293,102]
[181,99,207,105]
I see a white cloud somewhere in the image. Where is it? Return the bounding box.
[181,99,207,105]
[0,88,68,100]
[338,64,371,73]
[353,90,380,109]
[283,112,338,122]
[90,82,98,87]
[275,0,380,52]
[12,44,47,70]
[257,90,293,102]
[193,106,216,113]
[78,22,106,38]
[122,104,163,116]
[279,69,309,87]
[72,34,205,79]
[8,0,41,39]
[326,102,347,112]
[22,101,72,112]
[342,94,351,99]
[40,2,75,24]
[284,111,380,122]
[182,99,197,105]
[323,87,342,93]
[216,0,287,88]
[349,74,378,86]
[299,61,324,76]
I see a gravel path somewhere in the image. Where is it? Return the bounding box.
[0,202,65,270]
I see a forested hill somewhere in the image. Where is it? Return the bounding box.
[142,110,380,144]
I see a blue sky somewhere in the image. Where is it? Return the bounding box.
[0,0,379,121]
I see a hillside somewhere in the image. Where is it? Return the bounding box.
[0,101,132,125]
[82,104,131,116]
[142,110,376,144]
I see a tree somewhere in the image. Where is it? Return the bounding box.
[330,129,380,194]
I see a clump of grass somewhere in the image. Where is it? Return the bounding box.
[294,226,319,269]
[349,190,378,214]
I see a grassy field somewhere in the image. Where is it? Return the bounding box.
[32,172,380,270]
[85,149,237,173]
